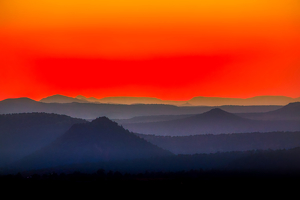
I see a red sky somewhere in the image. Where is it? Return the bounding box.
[1,0,300,101]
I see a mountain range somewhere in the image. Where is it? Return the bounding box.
[39,94,300,106]
[0,97,283,119]
[1,97,300,174]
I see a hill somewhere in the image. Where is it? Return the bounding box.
[0,113,86,167]
[15,117,172,170]
[266,102,300,120]
[238,102,300,120]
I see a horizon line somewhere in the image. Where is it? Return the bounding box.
[2,94,300,102]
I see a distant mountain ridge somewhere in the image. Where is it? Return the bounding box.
[40,94,89,103]
[84,95,300,106]
[188,96,300,106]
[123,107,300,136]
[37,94,300,106]
[0,97,282,119]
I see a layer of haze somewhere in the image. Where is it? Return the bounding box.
[1,0,299,100]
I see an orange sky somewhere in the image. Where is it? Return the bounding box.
[1,0,299,100]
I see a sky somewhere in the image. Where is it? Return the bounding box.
[1,0,299,101]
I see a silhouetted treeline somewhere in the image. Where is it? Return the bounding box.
[2,168,300,187]
[5,146,300,176]
[3,147,300,190]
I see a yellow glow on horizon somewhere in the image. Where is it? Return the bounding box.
[2,0,299,29]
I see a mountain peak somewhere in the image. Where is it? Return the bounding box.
[18,115,172,169]
[204,108,230,115]
[194,108,241,120]
[88,116,125,131]
[91,116,114,124]
[52,94,65,97]
[76,95,88,100]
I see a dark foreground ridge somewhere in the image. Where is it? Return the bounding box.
[12,116,172,171]
[0,113,87,167]
[5,146,300,176]
[3,143,300,191]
